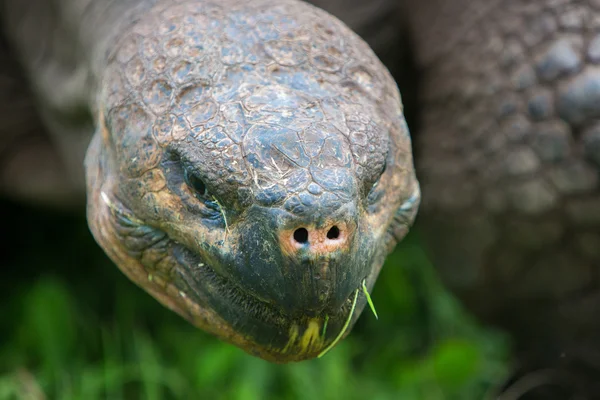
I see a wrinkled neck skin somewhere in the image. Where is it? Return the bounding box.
[2,0,154,96]
[1,0,154,189]
[6,0,420,362]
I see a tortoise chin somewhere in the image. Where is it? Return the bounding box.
[171,240,370,362]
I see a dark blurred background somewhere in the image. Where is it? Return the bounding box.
[0,197,510,399]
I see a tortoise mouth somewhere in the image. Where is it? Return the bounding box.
[170,240,360,359]
[93,185,362,361]
[173,242,289,327]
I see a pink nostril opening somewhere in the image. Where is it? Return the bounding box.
[293,228,309,244]
[326,226,340,240]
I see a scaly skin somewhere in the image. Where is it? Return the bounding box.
[0,0,406,208]
[2,0,419,362]
[408,0,600,394]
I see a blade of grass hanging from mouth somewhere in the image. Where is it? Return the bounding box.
[318,288,359,358]
[212,196,230,237]
[362,279,378,320]
[321,315,329,339]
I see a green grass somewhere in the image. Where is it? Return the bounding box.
[1,207,511,400]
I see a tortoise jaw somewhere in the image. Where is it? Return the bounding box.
[87,188,363,362]
[169,241,364,361]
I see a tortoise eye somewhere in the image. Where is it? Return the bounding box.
[366,160,387,205]
[379,159,387,177]
[184,168,209,199]
[371,160,387,190]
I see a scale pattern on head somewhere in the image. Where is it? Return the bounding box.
[102,0,402,204]
[87,0,418,362]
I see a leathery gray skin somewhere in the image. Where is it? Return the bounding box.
[3,0,419,362]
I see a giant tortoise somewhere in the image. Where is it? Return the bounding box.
[2,0,600,396]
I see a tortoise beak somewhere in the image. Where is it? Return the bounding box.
[228,203,365,317]
[169,200,380,361]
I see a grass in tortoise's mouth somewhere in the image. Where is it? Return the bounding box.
[172,243,365,354]
[174,243,380,358]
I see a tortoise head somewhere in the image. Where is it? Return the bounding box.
[85,0,419,362]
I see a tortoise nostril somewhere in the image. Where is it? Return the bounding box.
[326,226,340,240]
[293,228,309,244]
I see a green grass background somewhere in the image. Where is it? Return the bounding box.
[0,201,510,399]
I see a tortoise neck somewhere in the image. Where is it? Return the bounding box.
[2,0,159,107]
[0,0,161,195]
[59,0,161,77]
